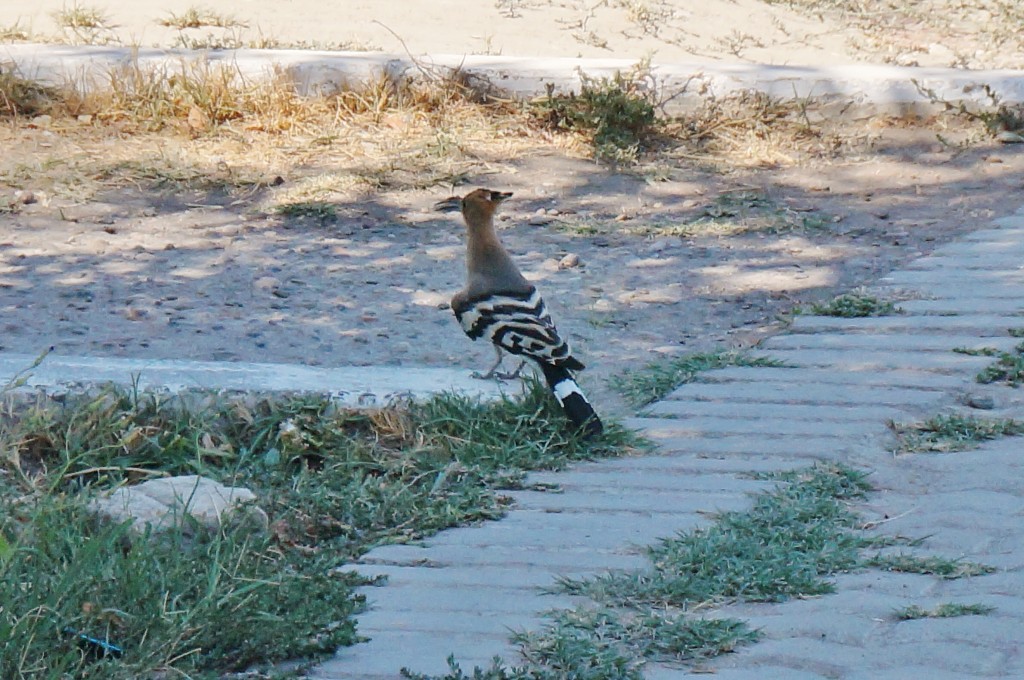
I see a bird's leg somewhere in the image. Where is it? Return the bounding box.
[472,346,506,380]
[494,360,527,381]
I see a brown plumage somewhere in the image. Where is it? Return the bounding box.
[436,188,602,437]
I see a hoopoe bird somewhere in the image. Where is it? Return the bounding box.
[436,188,603,438]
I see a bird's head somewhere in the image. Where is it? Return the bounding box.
[434,189,512,226]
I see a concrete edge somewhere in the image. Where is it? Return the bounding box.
[3,43,1024,114]
[0,351,509,406]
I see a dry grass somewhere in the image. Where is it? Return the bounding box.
[51,2,119,45]
[158,6,246,30]
[0,22,35,42]
[0,55,987,210]
[0,58,545,204]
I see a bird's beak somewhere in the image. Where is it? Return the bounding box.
[434,196,463,213]
[491,191,513,203]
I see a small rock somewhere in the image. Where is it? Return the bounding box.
[253,276,281,291]
[13,190,36,205]
[681,199,699,209]
[558,253,581,269]
[77,114,93,124]
[527,214,552,226]
[965,394,995,410]
[90,475,268,540]
[996,131,1024,144]
[29,114,52,128]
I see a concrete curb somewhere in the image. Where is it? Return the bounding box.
[0,351,507,406]
[4,43,1024,114]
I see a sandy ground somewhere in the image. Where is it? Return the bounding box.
[3,0,1023,69]
[4,130,1024,414]
[2,2,1024,415]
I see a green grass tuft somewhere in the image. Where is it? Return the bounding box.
[0,381,635,677]
[612,350,786,407]
[868,554,995,579]
[0,496,360,677]
[894,602,995,620]
[976,340,1024,387]
[889,413,1024,453]
[952,346,999,356]
[530,66,656,164]
[273,200,338,222]
[562,463,872,606]
[809,291,898,318]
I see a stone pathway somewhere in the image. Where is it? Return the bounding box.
[312,205,1024,679]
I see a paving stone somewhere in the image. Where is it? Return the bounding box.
[759,347,993,371]
[315,632,511,678]
[935,589,1024,619]
[650,667,831,680]
[696,365,964,391]
[668,380,950,406]
[727,637,873,675]
[640,433,881,458]
[903,254,1024,270]
[357,583,578,615]
[881,269,1024,286]
[789,312,1024,334]
[355,608,540,636]
[420,513,706,550]
[565,453,813,476]
[844,668,991,680]
[507,487,753,515]
[762,332,1019,353]
[898,297,1024,313]
[644,400,898,422]
[339,563,564,589]
[627,415,886,438]
[526,469,772,494]
[885,614,1024,647]
[864,639,1009,675]
[362,541,650,571]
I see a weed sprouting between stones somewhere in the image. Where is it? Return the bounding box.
[975,340,1024,387]
[612,349,787,407]
[867,554,995,579]
[561,463,872,607]
[894,602,995,620]
[889,412,1024,453]
[808,290,899,318]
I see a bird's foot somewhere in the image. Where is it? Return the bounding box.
[471,369,521,381]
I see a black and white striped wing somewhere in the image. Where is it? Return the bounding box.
[454,288,582,369]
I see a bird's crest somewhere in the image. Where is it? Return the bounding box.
[434,188,512,214]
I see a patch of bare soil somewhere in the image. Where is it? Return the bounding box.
[2,114,1022,416]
